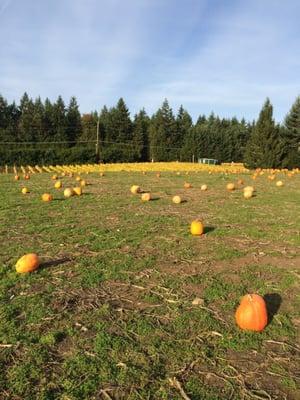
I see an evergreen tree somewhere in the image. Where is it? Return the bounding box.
[176,105,193,160]
[244,98,283,168]
[32,97,45,141]
[19,92,36,142]
[66,96,82,143]
[132,109,150,161]
[149,99,176,161]
[43,98,54,141]
[282,96,300,168]
[80,112,98,141]
[52,96,67,141]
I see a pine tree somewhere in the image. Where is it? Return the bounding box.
[80,112,98,141]
[19,92,36,142]
[149,99,176,161]
[52,96,67,142]
[132,109,150,161]
[176,105,193,160]
[32,97,45,141]
[244,98,284,168]
[282,96,300,168]
[66,96,82,143]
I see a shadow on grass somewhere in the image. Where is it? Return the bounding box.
[264,293,282,324]
[40,257,72,270]
[204,226,216,234]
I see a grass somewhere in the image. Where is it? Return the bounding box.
[0,168,299,399]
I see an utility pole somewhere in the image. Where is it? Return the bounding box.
[96,112,100,163]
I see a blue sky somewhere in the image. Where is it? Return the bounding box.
[0,0,299,122]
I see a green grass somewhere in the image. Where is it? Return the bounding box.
[0,170,299,400]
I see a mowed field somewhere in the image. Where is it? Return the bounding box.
[0,165,300,400]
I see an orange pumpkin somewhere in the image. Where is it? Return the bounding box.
[14,175,20,181]
[41,193,53,202]
[54,180,62,189]
[52,174,58,180]
[16,253,40,273]
[64,188,74,198]
[190,220,204,236]
[226,183,235,191]
[235,294,268,332]
[24,174,30,180]
[184,182,192,189]
[141,193,151,201]
[73,186,82,196]
[156,173,161,178]
[243,190,253,199]
[130,185,141,194]
[172,195,182,204]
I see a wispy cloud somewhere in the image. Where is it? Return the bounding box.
[0,0,299,121]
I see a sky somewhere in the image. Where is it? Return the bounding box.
[0,0,300,122]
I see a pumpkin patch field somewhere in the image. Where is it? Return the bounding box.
[0,163,299,400]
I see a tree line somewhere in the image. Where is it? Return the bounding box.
[0,92,299,168]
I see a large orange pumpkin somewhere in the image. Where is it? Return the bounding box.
[16,253,40,273]
[190,220,204,236]
[235,294,268,331]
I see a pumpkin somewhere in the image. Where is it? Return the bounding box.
[141,193,151,201]
[237,179,244,185]
[235,293,268,331]
[226,183,235,191]
[243,190,253,199]
[100,172,105,177]
[190,220,204,236]
[24,174,30,180]
[276,180,283,187]
[80,179,86,187]
[172,195,182,204]
[130,185,141,194]
[75,176,81,182]
[41,193,53,202]
[201,184,207,191]
[21,187,29,194]
[184,182,192,189]
[244,185,254,193]
[156,173,161,178]
[16,253,40,273]
[14,175,20,181]
[64,188,74,198]
[73,187,82,196]
[54,180,62,189]
[52,174,58,180]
